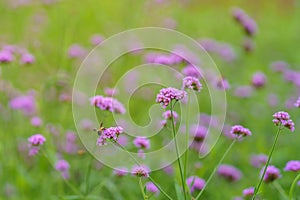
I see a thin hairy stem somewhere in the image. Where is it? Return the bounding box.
[289,172,300,200]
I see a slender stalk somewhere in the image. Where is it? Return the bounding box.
[289,172,300,200]
[148,176,173,200]
[170,102,187,200]
[84,156,94,196]
[273,181,288,200]
[139,178,147,200]
[195,138,237,200]
[184,94,191,186]
[252,125,282,200]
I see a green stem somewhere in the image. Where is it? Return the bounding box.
[273,181,288,200]
[148,176,173,200]
[289,172,300,200]
[139,178,147,200]
[84,156,94,196]
[195,138,237,200]
[252,125,282,200]
[170,102,187,200]
[184,94,191,187]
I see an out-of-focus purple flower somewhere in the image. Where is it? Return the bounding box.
[162,110,178,121]
[79,119,94,131]
[243,38,255,52]
[250,154,268,168]
[64,131,78,154]
[284,160,300,172]
[217,164,242,182]
[30,116,42,127]
[217,44,236,62]
[117,135,128,146]
[215,77,230,90]
[163,165,174,175]
[68,44,86,58]
[230,125,251,137]
[97,126,123,146]
[232,7,246,23]
[145,182,159,194]
[9,94,36,116]
[133,137,150,149]
[156,87,187,108]
[268,93,278,107]
[162,18,177,29]
[28,134,46,156]
[113,167,128,177]
[186,176,206,193]
[262,165,281,183]
[294,97,300,108]
[90,34,104,46]
[132,165,150,178]
[251,72,266,88]
[243,18,257,36]
[55,159,70,179]
[234,86,253,98]
[270,61,289,73]
[243,187,255,197]
[90,95,126,114]
[190,125,207,142]
[182,76,202,92]
[0,50,14,63]
[20,53,35,64]
[104,87,119,97]
[138,149,146,159]
[182,65,202,78]
[272,111,295,131]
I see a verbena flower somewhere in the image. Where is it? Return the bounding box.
[190,125,207,142]
[28,134,46,156]
[145,182,159,194]
[294,97,300,108]
[133,137,150,149]
[217,164,242,182]
[0,50,14,63]
[261,165,281,183]
[284,160,300,172]
[156,87,186,108]
[131,165,150,178]
[181,65,202,78]
[55,159,70,179]
[272,111,295,131]
[243,187,255,197]
[90,95,126,114]
[97,126,123,146]
[113,167,128,177]
[250,154,268,168]
[230,125,252,137]
[30,116,42,127]
[9,94,36,116]
[182,76,202,92]
[251,72,266,88]
[186,176,206,193]
[20,53,35,64]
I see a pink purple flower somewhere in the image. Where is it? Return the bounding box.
[186,176,206,193]
[217,164,242,182]
[182,76,202,92]
[270,61,289,73]
[55,159,70,179]
[215,77,230,90]
[272,111,295,131]
[162,110,178,120]
[0,50,14,63]
[131,165,150,178]
[90,95,126,114]
[68,44,86,58]
[250,154,268,168]
[113,167,128,177]
[90,34,104,46]
[145,182,159,194]
[30,116,42,127]
[9,94,36,116]
[294,97,300,108]
[190,125,207,142]
[230,125,251,137]
[284,160,300,172]
[234,86,253,98]
[243,187,255,197]
[262,165,281,183]
[28,134,46,156]
[156,87,187,108]
[20,53,35,64]
[251,72,266,88]
[64,131,78,154]
[97,126,124,146]
[181,65,202,78]
[133,137,150,149]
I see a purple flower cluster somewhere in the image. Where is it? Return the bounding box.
[145,182,159,194]
[272,111,295,131]
[28,134,46,156]
[186,176,206,193]
[251,72,266,88]
[9,94,36,116]
[113,167,128,177]
[190,125,207,142]
[55,159,70,179]
[243,187,255,197]
[230,125,252,137]
[144,52,183,65]
[250,154,268,168]
[217,164,242,182]
[262,165,281,183]
[232,7,257,36]
[294,97,300,108]
[156,87,187,108]
[284,160,300,172]
[90,95,126,114]
[214,77,230,90]
[182,65,202,78]
[182,76,202,92]
[68,44,86,58]
[131,165,150,178]
[97,126,123,146]
[133,136,150,149]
